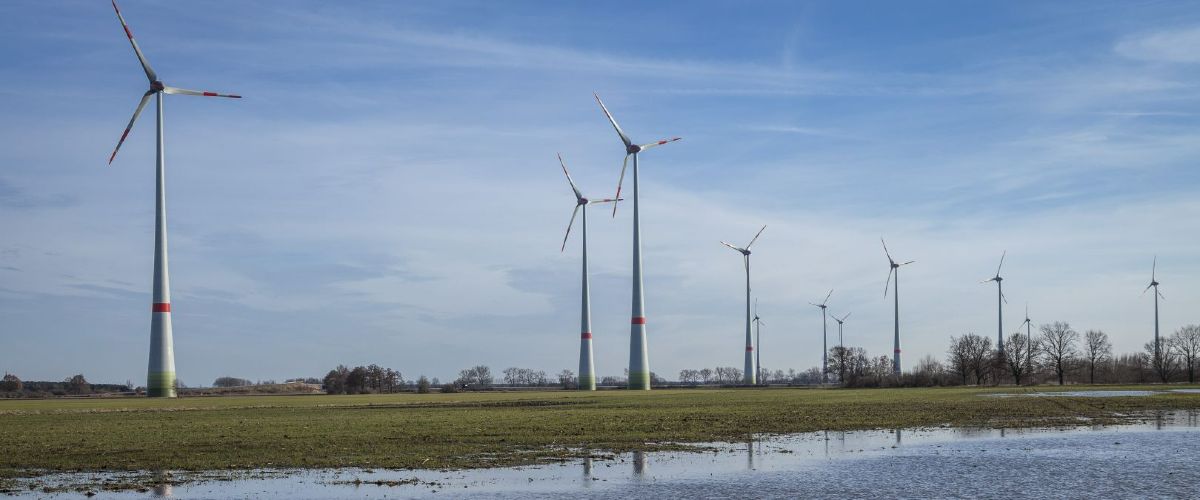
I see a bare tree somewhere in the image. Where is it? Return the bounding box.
[1146,341,1178,383]
[1083,330,1112,384]
[1039,322,1079,385]
[947,335,972,385]
[698,368,714,384]
[1004,332,1038,385]
[1169,325,1200,383]
[557,369,576,389]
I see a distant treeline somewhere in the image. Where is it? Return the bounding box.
[0,373,130,398]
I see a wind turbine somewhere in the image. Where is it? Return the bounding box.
[1143,257,1165,357]
[833,312,851,349]
[809,290,833,383]
[1015,303,1033,385]
[722,226,766,385]
[595,93,681,390]
[981,251,1008,355]
[882,239,914,376]
[558,154,620,391]
[107,0,241,398]
[753,300,764,385]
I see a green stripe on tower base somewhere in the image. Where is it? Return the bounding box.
[627,371,651,390]
[147,371,176,398]
[578,375,596,391]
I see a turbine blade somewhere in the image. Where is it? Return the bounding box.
[822,289,833,306]
[996,250,1006,277]
[560,204,580,252]
[884,268,894,296]
[588,198,620,205]
[720,241,745,253]
[108,91,154,164]
[1158,288,1165,300]
[638,137,681,151]
[841,312,852,322]
[161,86,242,98]
[1002,292,1008,304]
[557,153,583,200]
[745,225,767,249]
[612,154,629,218]
[111,0,157,83]
[1152,255,1157,282]
[900,260,915,266]
[981,278,994,284]
[881,238,893,263]
[593,93,632,148]
[1142,283,1153,295]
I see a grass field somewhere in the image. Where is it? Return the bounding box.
[1,385,1198,475]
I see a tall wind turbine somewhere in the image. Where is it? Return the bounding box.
[1143,257,1165,357]
[558,154,620,391]
[753,300,764,385]
[107,0,241,397]
[809,290,833,383]
[595,93,681,390]
[1015,303,1032,384]
[722,226,766,385]
[981,251,1008,355]
[833,312,851,349]
[882,239,914,376]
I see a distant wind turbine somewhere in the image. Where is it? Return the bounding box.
[557,154,620,391]
[595,93,681,390]
[753,300,765,385]
[107,0,241,397]
[981,251,1008,355]
[1015,303,1033,384]
[882,239,914,376]
[833,312,851,349]
[722,225,767,385]
[809,289,833,383]
[1143,257,1165,357]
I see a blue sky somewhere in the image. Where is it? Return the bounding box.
[2,1,1200,385]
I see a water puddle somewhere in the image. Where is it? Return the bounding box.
[6,411,1199,498]
[984,390,1159,398]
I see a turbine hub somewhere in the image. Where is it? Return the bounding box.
[150,81,165,91]
[743,249,751,256]
[627,144,641,154]
[579,198,588,205]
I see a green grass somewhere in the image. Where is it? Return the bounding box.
[1,385,1197,474]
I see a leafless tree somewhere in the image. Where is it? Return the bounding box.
[1004,332,1038,385]
[1039,322,1079,385]
[1169,325,1200,383]
[1146,341,1178,383]
[1082,330,1112,384]
[947,335,972,385]
[952,333,994,385]
[557,370,576,389]
[698,368,714,384]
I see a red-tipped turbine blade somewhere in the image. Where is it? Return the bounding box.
[638,137,681,151]
[557,153,582,200]
[111,0,157,83]
[588,198,620,205]
[612,154,629,218]
[594,93,632,149]
[108,91,154,164]
[561,204,580,252]
[162,86,242,98]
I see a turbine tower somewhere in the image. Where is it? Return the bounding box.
[753,300,764,385]
[1143,257,1165,357]
[809,290,833,383]
[595,93,680,390]
[558,154,620,391]
[107,0,241,397]
[981,251,1008,354]
[1015,304,1032,385]
[833,312,851,349]
[722,225,766,385]
[882,239,914,376]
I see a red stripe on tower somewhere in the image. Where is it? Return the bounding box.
[581,332,593,340]
[894,349,902,353]
[152,303,171,313]
[631,317,646,325]
[745,346,754,352]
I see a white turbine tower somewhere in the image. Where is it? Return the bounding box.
[1015,304,1033,385]
[882,239,914,376]
[833,312,851,349]
[809,290,833,383]
[107,0,241,398]
[1143,257,1165,358]
[721,225,766,385]
[595,93,680,390]
[558,154,620,391]
[981,251,1008,355]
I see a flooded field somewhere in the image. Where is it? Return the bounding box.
[7,411,1198,499]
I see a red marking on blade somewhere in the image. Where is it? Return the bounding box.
[631,317,646,325]
[581,332,593,340]
[152,303,171,313]
[657,140,667,145]
[203,92,217,96]
[124,26,133,39]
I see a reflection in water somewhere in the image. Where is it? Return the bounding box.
[152,483,173,497]
[1000,428,1006,438]
[746,438,754,470]
[632,451,646,477]
[894,429,902,446]
[583,457,592,479]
